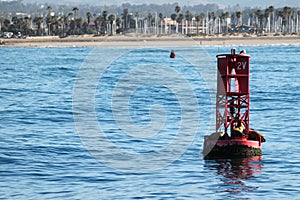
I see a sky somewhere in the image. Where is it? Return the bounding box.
[20,0,300,8]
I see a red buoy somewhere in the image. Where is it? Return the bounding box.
[203,49,265,159]
[170,50,175,58]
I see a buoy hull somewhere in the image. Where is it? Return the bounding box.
[203,137,262,159]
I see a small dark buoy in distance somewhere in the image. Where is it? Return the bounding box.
[170,50,175,58]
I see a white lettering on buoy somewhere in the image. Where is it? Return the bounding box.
[237,62,247,70]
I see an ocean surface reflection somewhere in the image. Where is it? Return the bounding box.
[205,156,262,198]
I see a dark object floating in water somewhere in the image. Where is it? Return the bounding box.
[170,50,175,58]
[203,48,265,159]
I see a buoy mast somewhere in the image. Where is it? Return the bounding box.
[216,48,250,137]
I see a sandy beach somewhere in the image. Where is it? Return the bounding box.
[1,34,300,47]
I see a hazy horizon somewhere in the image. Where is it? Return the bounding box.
[19,0,300,8]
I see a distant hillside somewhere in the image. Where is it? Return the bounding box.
[19,0,300,8]
[0,0,299,19]
[0,1,222,18]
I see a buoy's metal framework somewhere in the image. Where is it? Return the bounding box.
[216,48,250,136]
[203,49,265,159]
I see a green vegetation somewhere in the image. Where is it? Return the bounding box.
[0,1,299,37]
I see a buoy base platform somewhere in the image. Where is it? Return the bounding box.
[203,134,263,159]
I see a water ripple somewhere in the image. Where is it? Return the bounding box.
[0,46,299,199]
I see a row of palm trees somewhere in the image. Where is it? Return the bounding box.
[123,5,300,35]
[0,5,300,37]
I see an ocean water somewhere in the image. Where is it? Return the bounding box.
[0,45,299,199]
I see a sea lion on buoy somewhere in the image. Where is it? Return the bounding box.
[248,129,266,142]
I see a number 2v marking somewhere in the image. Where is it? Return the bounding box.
[237,62,247,70]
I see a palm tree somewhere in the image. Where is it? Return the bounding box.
[170,14,177,21]
[175,4,181,33]
[46,15,53,35]
[53,16,60,35]
[296,10,300,33]
[102,10,108,34]
[170,13,177,33]
[177,13,184,34]
[3,18,11,32]
[235,11,242,27]
[220,12,229,34]
[23,16,30,35]
[72,7,79,34]
[75,17,83,34]
[248,10,255,27]
[58,16,66,37]
[268,6,275,33]
[147,13,154,33]
[255,9,263,33]
[47,6,52,16]
[72,7,79,20]
[66,13,73,35]
[195,14,200,34]
[94,16,102,34]
[290,9,297,33]
[208,12,216,34]
[33,16,43,35]
[82,21,89,34]
[108,14,115,35]
[11,17,17,32]
[276,9,284,33]
[11,16,18,24]
[185,10,193,34]
[17,17,25,34]
[159,13,164,34]
[200,13,206,35]
[175,5,181,15]
[283,6,292,33]
[264,8,270,33]
[116,17,123,33]
[46,13,59,36]
[135,12,140,33]
[123,8,129,30]
[86,12,92,28]
[0,17,4,32]
[69,20,76,35]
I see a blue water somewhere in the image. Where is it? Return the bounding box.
[0,45,299,199]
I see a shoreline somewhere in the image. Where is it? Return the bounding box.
[1,34,300,47]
